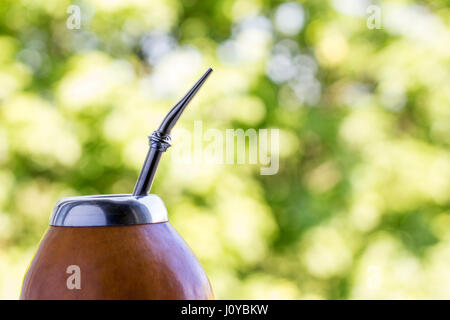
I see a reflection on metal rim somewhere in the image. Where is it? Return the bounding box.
[50,194,168,227]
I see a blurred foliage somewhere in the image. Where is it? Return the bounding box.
[0,0,449,299]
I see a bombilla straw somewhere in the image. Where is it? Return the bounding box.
[133,68,213,196]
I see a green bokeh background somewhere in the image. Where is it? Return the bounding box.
[0,0,449,299]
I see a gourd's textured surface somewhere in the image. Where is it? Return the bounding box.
[21,223,213,300]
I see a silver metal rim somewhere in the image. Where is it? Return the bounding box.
[49,194,168,227]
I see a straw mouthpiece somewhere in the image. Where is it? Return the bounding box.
[133,68,213,196]
[157,68,213,135]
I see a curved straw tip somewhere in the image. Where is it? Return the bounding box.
[133,67,214,196]
[198,67,213,85]
[201,67,213,79]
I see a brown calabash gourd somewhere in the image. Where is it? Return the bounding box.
[21,69,214,300]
